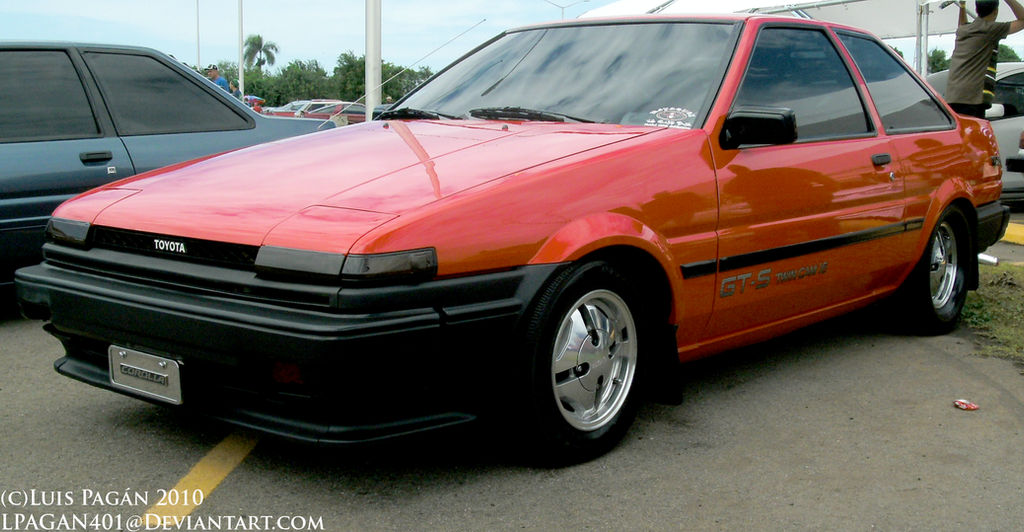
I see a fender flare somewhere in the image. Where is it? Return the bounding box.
[527,212,685,307]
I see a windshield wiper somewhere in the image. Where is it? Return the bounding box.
[376,107,457,120]
[467,106,597,123]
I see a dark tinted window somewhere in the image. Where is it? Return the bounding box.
[401,22,738,127]
[83,52,249,136]
[0,51,99,142]
[839,34,952,132]
[994,72,1024,118]
[734,28,871,140]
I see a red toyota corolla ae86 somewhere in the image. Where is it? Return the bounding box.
[16,15,1010,463]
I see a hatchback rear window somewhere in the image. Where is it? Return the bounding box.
[84,52,250,136]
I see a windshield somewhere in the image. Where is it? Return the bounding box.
[400,21,738,127]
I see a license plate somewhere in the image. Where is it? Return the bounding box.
[108,345,182,405]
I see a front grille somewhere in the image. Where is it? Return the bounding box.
[91,226,259,270]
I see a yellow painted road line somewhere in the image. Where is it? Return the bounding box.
[1004,223,1024,246]
[144,431,259,525]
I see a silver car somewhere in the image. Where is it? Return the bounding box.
[928,62,1024,206]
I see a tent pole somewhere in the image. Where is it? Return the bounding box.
[923,2,931,73]
[921,1,929,73]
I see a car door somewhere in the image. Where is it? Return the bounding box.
[703,25,907,340]
[835,31,961,253]
[0,49,133,284]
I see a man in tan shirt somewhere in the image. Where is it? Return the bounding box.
[946,0,1024,118]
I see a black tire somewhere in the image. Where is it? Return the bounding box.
[517,260,647,465]
[900,206,971,335]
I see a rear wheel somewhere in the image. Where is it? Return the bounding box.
[901,206,971,335]
[518,261,646,464]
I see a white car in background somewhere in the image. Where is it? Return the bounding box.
[928,63,1024,206]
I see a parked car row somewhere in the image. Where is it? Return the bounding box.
[262,99,341,118]
[13,15,1009,463]
[0,43,329,290]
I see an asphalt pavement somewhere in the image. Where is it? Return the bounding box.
[3,291,1024,529]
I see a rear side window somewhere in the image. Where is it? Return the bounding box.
[83,52,249,136]
[839,33,952,133]
[733,27,871,140]
[0,50,99,142]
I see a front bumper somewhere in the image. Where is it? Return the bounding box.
[16,245,560,444]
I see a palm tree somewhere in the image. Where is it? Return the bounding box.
[244,34,279,71]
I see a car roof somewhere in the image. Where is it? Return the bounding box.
[507,13,879,38]
[0,41,165,55]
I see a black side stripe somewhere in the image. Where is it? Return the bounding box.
[680,218,925,279]
[680,260,717,279]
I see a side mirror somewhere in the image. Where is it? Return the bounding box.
[985,103,1005,119]
[719,107,797,150]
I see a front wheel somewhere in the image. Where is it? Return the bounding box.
[518,261,646,464]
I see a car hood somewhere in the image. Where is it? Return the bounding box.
[71,120,654,251]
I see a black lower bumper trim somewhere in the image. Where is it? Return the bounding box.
[54,354,475,443]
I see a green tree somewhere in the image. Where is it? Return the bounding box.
[998,44,1022,62]
[240,68,281,105]
[331,51,433,102]
[928,48,950,74]
[276,60,331,103]
[244,34,279,71]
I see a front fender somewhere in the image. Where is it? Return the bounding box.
[528,213,670,263]
[527,212,685,297]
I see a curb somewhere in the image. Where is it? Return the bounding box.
[1004,223,1024,246]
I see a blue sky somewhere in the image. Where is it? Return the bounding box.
[0,1,609,73]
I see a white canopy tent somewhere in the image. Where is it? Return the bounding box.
[581,0,1020,73]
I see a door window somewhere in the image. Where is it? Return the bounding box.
[839,33,952,132]
[0,51,99,142]
[733,27,872,141]
[83,52,250,136]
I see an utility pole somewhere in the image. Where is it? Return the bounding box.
[238,0,244,98]
[196,0,201,68]
[366,0,382,121]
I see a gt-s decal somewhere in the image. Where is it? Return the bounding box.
[720,261,829,298]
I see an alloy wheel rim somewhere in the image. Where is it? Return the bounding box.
[929,221,958,309]
[550,289,637,432]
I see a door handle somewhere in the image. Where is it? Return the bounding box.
[871,153,892,166]
[79,151,113,163]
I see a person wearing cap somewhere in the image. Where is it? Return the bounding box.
[205,64,230,93]
[946,0,1024,118]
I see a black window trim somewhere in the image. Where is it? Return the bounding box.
[79,48,255,137]
[834,29,956,136]
[725,21,879,149]
[0,47,107,145]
